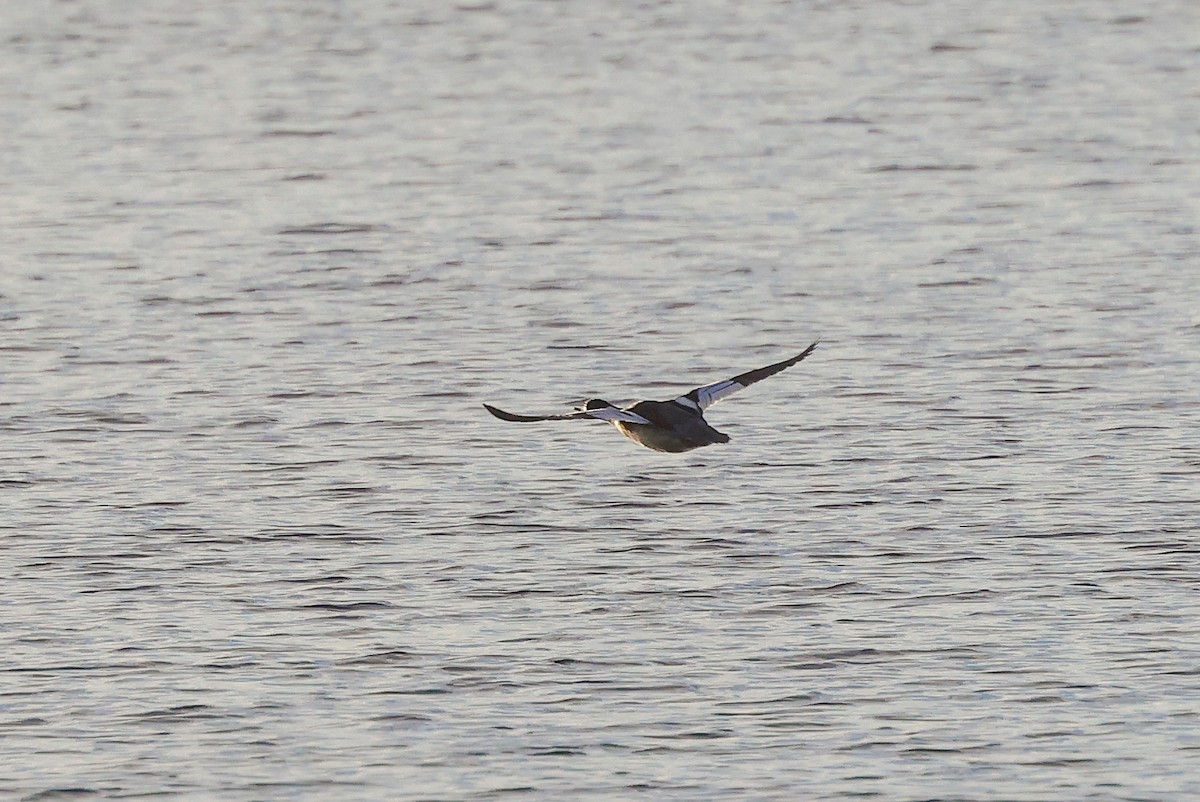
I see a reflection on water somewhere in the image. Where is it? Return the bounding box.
[3,0,1198,799]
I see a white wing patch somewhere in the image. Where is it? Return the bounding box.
[684,379,744,411]
[696,379,739,410]
[681,343,819,411]
[586,407,654,425]
[670,394,704,412]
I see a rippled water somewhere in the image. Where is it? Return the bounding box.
[3,1,1199,800]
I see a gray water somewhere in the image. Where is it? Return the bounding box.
[3,1,1199,800]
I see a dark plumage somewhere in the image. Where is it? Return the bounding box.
[618,399,730,452]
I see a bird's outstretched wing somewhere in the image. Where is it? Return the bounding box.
[483,404,652,425]
[678,341,819,411]
[483,404,593,422]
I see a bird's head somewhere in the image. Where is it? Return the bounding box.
[578,398,615,412]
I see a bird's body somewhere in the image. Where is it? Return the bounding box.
[614,399,730,452]
[483,341,818,453]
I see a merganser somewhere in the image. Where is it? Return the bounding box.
[483,341,818,453]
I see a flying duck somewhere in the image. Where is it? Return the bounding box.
[483,341,818,453]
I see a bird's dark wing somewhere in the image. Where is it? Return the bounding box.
[483,404,653,425]
[483,404,594,423]
[678,341,819,411]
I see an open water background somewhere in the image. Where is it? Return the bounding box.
[2,1,1199,799]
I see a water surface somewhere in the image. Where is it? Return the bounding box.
[2,1,1198,800]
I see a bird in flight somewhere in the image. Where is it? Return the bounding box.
[483,341,819,453]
